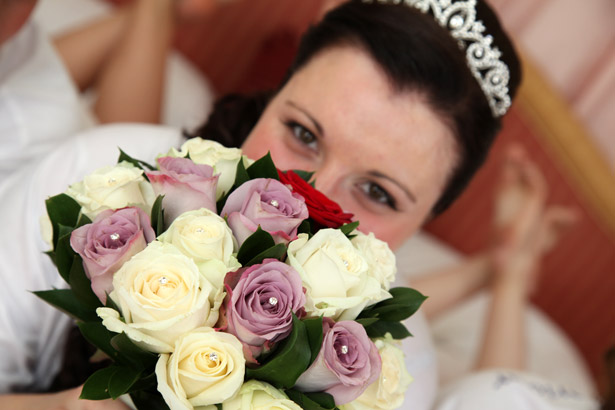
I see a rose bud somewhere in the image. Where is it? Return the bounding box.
[164,138,248,199]
[220,178,308,246]
[66,162,154,219]
[225,259,306,362]
[295,319,381,405]
[342,335,413,410]
[96,242,223,353]
[70,207,155,303]
[278,170,353,230]
[146,156,218,224]
[156,327,245,408]
[218,380,302,410]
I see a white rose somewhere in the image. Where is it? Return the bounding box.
[351,232,397,290]
[212,380,302,410]
[341,335,413,410]
[96,242,223,353]
[66,161,154,219]
[166,138,251,199]
[287,229,386,320]
[156,327,245,409]
[158,208,241,290]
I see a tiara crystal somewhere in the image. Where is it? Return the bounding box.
[363,0,512,117]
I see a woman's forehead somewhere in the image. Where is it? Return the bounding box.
[277,46,458,197]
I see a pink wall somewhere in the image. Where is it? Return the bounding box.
[490,0,615,169]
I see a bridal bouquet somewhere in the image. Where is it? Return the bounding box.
[38,138,424,410]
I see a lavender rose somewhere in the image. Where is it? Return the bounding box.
[70,207,155,303]
[220,178,308,245]
[295,319,381,405]
[146,156,218,223]
[225,259,306,362]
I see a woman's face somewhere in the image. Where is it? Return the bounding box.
[241,46,457,250]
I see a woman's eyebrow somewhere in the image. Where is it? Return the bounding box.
[286,100,324,136]
[368,170,417,203]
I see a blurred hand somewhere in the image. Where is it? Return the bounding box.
[489,145,577,295]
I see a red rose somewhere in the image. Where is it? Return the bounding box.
[277,170,354,229]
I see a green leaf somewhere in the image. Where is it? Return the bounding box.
[234,158,250,186]
[33,289,98,322]
[54,232,76,283]
[291,170,315,183]
[78,321,122,363]
[358,287,427,322]
[44,250,56,267]
[80,366,115,400]
[236,227,276,266]
[303,316,323,365]
[339,221,359,237]
[118,149,156,171]
[364,320,411,340]
[215,404,223,410]
[108,366,142,399]
[111,333,158,369]
[297,220,312,237]
[246,152,279,180]
[76,213,93,228]
[354,317,379,327]
[129,389,171,410]
[246,243,287,266]
[46,193,81,248]
[69,255,103,309]
[285,389,337,410]
[245,314,311,388]
[150,195,165,236]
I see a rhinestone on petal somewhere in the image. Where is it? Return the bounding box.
[269,199,279,208]
[110,233,120,241]
[208,352,218,362]
[342,259,349,268]
[341,345,349,355]
[196,228,204,233]
[268,297,278,306]
[159,276,168,285]
[108,178,116,184]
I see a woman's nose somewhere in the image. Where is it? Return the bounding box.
[312,162,343,199]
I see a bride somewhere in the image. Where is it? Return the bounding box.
[0,0,596,409]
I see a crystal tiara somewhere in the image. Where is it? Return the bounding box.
[363,0,512,117]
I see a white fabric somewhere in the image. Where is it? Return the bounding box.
[394,232,599,408]
[32,0,216,131]
[434,370,599,410]
[0,124,184,392]
[0,21,91,181]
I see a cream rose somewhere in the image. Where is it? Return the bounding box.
[96,242,223,353]
[156,327,245,408]
[158,208,240,290]
[211,380,302,410]
[341,336,413,410]
[66,161,154,219]
[351,232,397,291]
[166,138,251,199]
[287,229,386,320]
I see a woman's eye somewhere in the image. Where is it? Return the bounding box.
[359,182,397,210]
[287,121,317,148]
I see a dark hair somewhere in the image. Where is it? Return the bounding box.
[192,0,521,215]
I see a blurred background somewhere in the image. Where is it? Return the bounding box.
[34,0,614,398]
